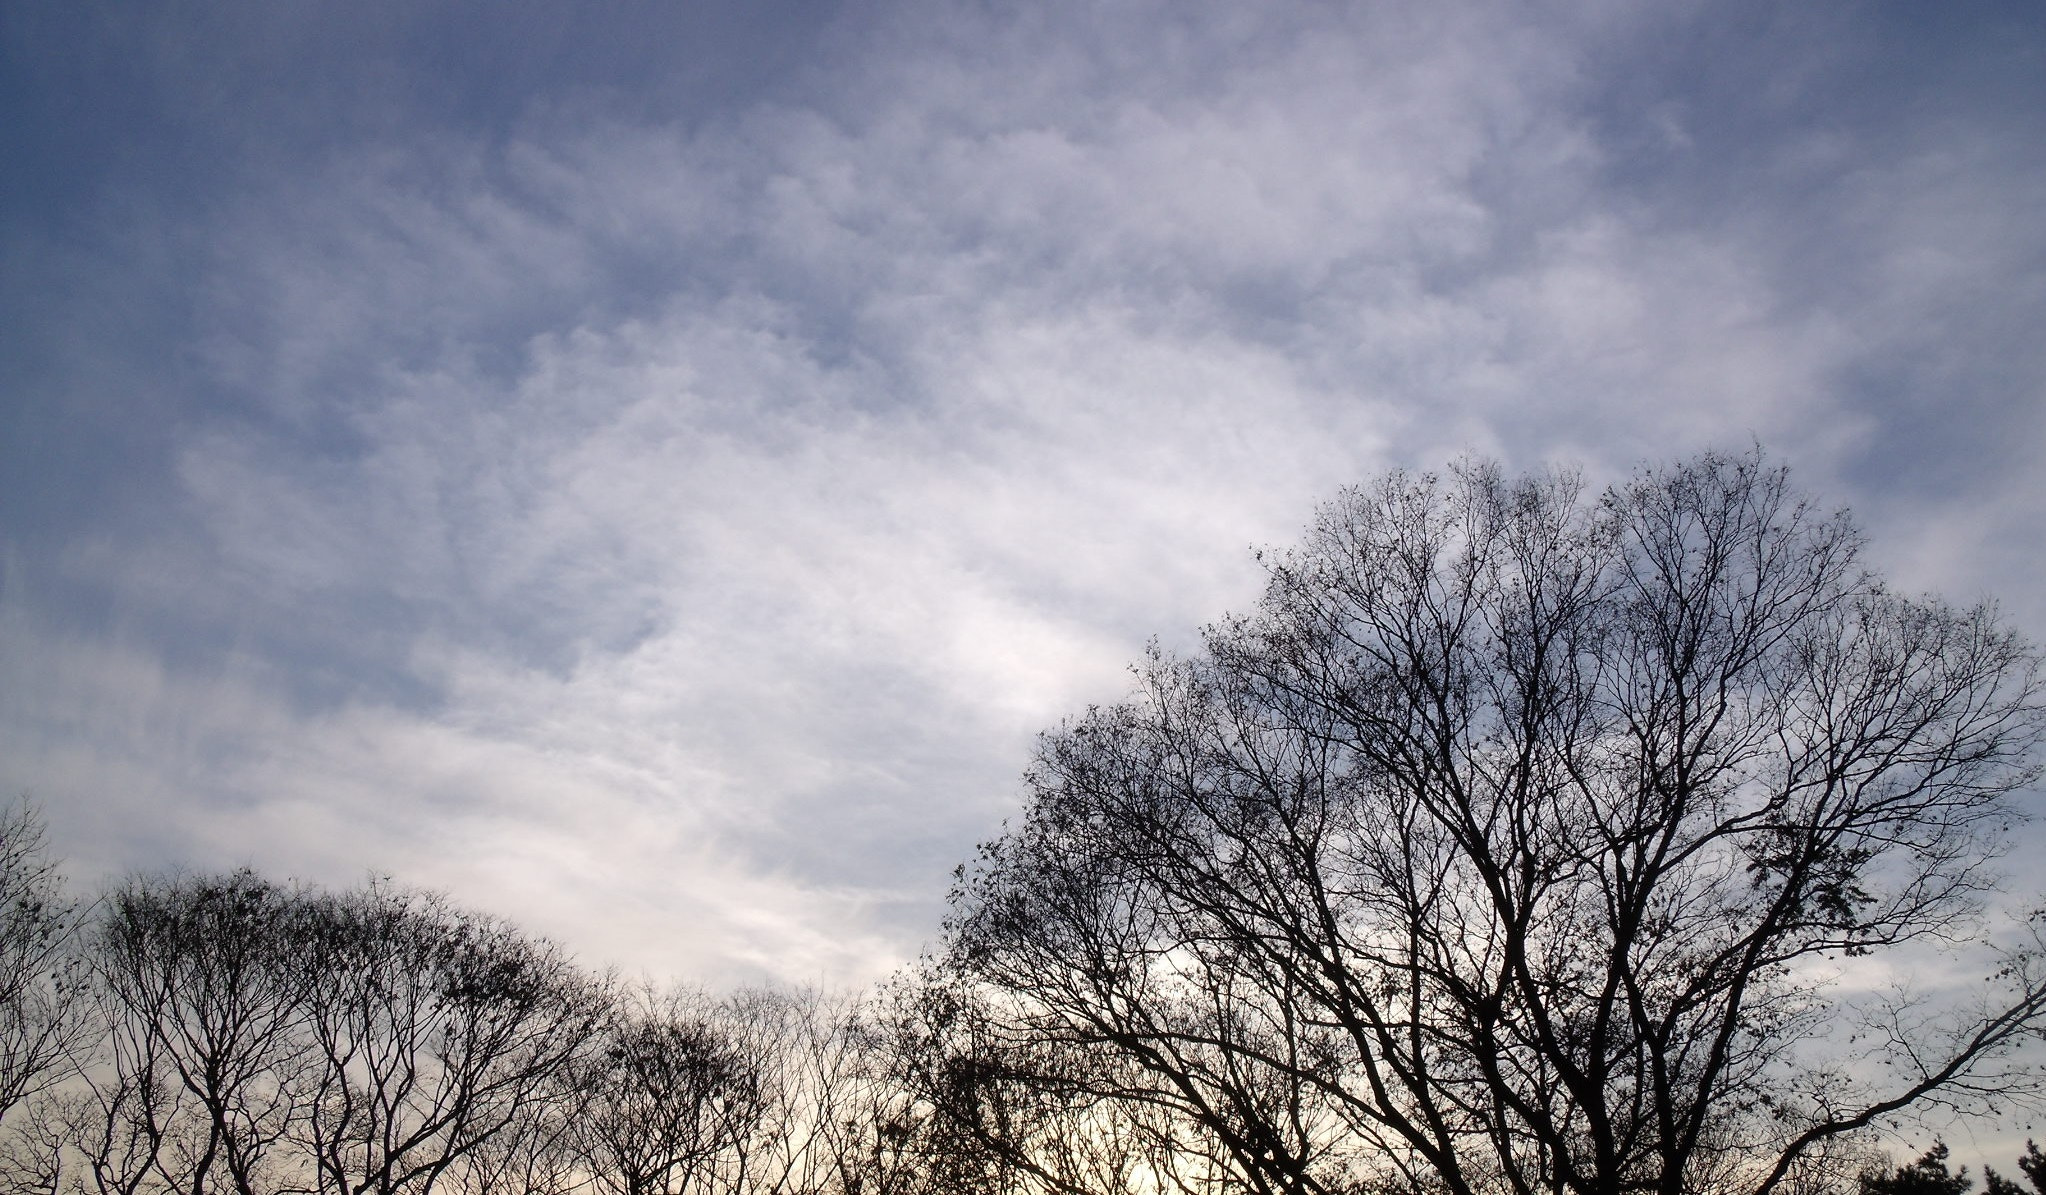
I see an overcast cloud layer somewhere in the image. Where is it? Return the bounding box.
[3,1,2044,987]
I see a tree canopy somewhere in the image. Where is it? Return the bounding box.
[939,451,2046,1195]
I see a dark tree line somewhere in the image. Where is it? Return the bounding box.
[1857,1140,2046,1195]
[5,451,2044,1195]
[0,837,974,1195]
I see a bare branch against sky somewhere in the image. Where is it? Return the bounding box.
[1,1,2042,998]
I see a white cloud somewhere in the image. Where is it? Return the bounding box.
[8,0,2045,987]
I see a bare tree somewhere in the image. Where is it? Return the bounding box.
[668,984,959,1195]
[720,987,870,1195]
[0,798,93,1194]
[89,870,314,1195]
[285,880,608,1195]
[944,451,2046,1195]
[879,969,1244,1195]
[437,1105,583,1195]
[566,983,766,1195]
[41,947,201,1195]
[53,872,606,1195]
[0,799,87,1127]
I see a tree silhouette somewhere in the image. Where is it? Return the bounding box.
[1862,1144,1970,1195]
[943,451,2046,1195]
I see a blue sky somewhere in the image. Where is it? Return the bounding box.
[3,1,2044,993]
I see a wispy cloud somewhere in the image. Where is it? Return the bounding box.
[4,0,2042,985]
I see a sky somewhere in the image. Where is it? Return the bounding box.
[2,0,2044,1005]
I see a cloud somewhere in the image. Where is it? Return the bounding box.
[5,0,2044,985]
